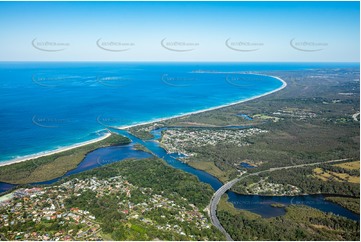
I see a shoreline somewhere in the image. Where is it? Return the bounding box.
[116,74,287,130]
[0,74,286,168]
[0,132,111,168]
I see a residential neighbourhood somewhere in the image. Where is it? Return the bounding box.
[160,128,268,156]
[243,178,302,196]
[0,176,212,240]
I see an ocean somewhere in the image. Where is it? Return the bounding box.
[0,62,358,163]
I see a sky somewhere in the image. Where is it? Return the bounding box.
[0,1,359,62]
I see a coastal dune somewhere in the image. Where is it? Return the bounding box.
[0,132,111,168]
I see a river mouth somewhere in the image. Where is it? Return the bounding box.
[0,143,152,192]
[0,127,359,222]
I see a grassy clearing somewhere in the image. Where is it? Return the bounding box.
[188,160,230,183]
[333,161,360,170]
[253,114,280,122]
[217,194,260,219]
[331,172,360,183]
[313,168,342,182]
[313,167,359,184]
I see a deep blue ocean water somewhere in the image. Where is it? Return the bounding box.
[0,62,358,162]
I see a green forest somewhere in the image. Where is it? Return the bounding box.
[63,158,225,240]
[218,205,359,241]
[233,166,359,197]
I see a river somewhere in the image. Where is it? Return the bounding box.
[0,128,359,221]
[118,128,359,221]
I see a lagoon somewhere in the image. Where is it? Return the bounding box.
[0,127,358,221]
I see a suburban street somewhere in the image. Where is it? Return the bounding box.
[209,158,350,241]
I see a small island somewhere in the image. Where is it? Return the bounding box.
[270,203,286,208]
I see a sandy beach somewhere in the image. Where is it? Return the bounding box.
[0,132,111,168]
[116,74,287,130]
[0,74,286,168]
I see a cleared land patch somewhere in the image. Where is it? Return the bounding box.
[313,167,359,184]
[333,161,360,170]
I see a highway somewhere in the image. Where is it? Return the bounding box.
[208,158,350,241]
[209,179,239,241]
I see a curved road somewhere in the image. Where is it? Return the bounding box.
[209,158,350,241]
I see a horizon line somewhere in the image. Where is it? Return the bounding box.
[0,61,359,64]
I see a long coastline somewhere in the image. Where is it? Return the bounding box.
[117,75,287,129]
[0,132,111,168]
[0,74,287,168]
